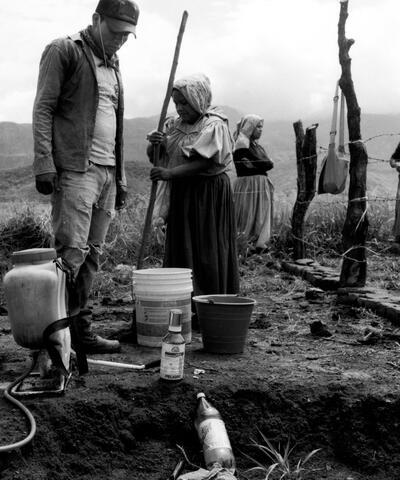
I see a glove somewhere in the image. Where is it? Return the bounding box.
[35,172,59,195]
[115,184,128,210]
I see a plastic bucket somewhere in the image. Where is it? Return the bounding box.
[133,268,193,347]
[193,294,256,354]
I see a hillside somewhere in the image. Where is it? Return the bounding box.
[0,163,151,208]
[0,122,34,170]
[1,111,399,204]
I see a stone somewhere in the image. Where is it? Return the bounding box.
[305,288,325,300]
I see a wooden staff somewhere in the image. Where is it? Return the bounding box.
[137,10,189,269]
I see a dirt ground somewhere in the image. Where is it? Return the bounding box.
[2,257,400,480]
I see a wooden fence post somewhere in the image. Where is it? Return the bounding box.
[338,0,369,287]
[292,121,318,259]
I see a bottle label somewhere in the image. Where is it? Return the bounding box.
[160,343,185,380]
[198,418,232,451]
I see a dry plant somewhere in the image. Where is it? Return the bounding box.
[0,186,397,299]
[243,430,320,480]
[99,193,164,269]
[270,197,395,265]
[0,206,52,272]
[367,199,394,241]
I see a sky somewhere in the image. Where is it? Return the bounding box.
[1,0,400,124]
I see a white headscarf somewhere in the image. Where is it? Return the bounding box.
[173,73,212,115]
[233,114,263,150]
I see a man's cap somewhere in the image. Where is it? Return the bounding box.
[96,0,139,35]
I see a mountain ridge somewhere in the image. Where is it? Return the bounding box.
[1,109,400,202]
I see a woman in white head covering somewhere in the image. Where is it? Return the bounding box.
[233,114,274,251]
[147,74,239,296]
[390,143,400,245]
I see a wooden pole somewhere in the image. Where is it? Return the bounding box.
[137,11,189,270]
[337,0,369,287]
[292,121,318,259]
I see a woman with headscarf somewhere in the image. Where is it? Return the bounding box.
[147,74,239,296]
[233,114,274,251]
[390,144,400,246]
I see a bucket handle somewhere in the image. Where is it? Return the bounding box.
[206,294,242,304]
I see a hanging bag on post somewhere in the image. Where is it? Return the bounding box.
[318,81,349,194]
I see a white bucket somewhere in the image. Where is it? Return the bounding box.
[133,268,193,347]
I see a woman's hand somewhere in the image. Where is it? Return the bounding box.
[146,130,166,146]
[146,130,167,163]
[150,167,172,181]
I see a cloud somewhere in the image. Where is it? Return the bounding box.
[1,0,400,123]
[0,89,36,123]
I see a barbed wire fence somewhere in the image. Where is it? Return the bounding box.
[262,131,400,265]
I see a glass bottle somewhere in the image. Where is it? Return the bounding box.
[160,309,185,381]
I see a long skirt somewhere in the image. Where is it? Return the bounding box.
[164,173,239,296]
[394,174,400,242]
[234,174,274,249]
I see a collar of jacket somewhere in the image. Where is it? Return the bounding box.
[68,32,120,71]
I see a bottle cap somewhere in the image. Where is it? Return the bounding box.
[197,392,205,399]
[168,309,182,332]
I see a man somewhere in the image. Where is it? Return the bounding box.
[33,0,139,353]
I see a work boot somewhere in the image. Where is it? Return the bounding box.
[72,309,121,354]
[79,331,121,354]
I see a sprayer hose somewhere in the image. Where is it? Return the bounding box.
[0,353,38,452]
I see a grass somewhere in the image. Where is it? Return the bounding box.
[0,205,52,278]
[0,196,164,300]
[268,196,395,262]
[0,191,398,299]
[99,192,164,269]
[243,430,321,480]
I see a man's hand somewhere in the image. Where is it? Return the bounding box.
[115,185,128,210]
[35,173,59,195]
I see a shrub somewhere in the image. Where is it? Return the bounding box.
[269,197,395,263]
[102,193,164,269]
[0,206,52,276]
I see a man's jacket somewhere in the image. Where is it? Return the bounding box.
[32,32,126,188]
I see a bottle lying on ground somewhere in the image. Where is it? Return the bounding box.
[194,392,236,474]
